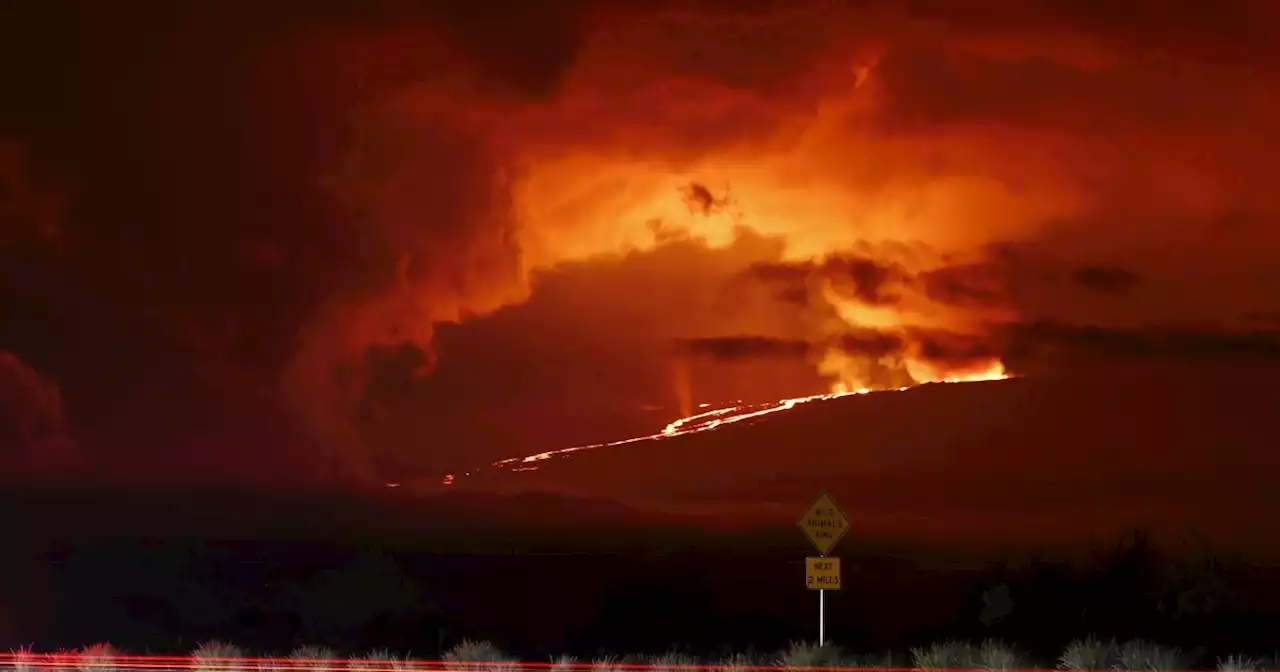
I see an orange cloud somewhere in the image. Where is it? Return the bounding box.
[245,1,1280,479]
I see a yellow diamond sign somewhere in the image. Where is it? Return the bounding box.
[797,490,849,556]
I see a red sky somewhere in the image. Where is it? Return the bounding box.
[2,0,1280,489]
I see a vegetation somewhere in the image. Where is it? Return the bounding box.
[76,644,120,672]
[7,637,1280,672]
[193,640,244,672]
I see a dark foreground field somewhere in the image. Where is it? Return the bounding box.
[4,486,1280,662]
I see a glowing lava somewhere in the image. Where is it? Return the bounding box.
[478,362,1010,476]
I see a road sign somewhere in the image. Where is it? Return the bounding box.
[806,556,841,590]
[797,490,849,556]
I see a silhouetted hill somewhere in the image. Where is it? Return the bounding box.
[459,361,1280,557]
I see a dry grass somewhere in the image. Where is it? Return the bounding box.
[1217,654,1265,671]
[76,644,120,672]
[442,640,515,672]
[1059,636,1120,671]
[350,649,409,672]
[645,652,697,671]
[7,647,38,672]
[191,640,243,672]
[1114,640,1187,671]
[288,646,338,672]
[910,640,974,671]
[17,636,1280,672]
[975,639,1025,671]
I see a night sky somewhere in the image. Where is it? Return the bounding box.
[3,0,1280,498]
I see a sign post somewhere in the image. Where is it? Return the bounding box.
[797,491,849,645]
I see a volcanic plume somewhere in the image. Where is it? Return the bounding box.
[3,1,1280,485]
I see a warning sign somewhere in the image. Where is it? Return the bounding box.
[797,490,849,556]
[806,556,841,590]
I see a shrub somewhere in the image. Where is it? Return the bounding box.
[290,646,338,672]
[720,651,763,672]
[9,646,37,672]
[46,650,79,672]
[911,640,974,671]
[843,652,895,669]
[646,652,697,670]
[1114,640,1186,671]
[549,655,580,672]
[192,640,243,672]
[76,644,120,672]
[350,649,408,672]
[1217,655,1264,671]
[591,655,624,672]
[776,641,844,669]
[1059,636,1120,671]
[442,640,513,672]
[976,640,1024,670]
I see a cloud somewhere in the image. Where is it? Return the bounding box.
[4,0,1280,481]
[1071,265,1140,294]
[674,336,810,362]
[0,350,78,472]
[1003,321,1280,364]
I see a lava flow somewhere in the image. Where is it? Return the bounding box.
[452,362,1011,482]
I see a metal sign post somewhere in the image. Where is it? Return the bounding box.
[798,491,849,645]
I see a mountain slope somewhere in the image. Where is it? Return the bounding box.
[454,361,1280,552]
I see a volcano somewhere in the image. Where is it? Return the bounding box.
[440,361,1280,554]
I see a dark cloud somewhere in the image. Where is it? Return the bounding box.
[677,320,1280,376]
[1071,265,1140,294]
[0,350,78,473]
[674,327,997,369]
[680,182,731,216]
[911,329,1002,366]
[825,255,907,306]
[674,335,810,361]
[917,263,1005,308]
[745,248,1148,316]
[1243,310,1280,327]
[743,260,816,307]
[831,329,905,359]
[1004,321,1280,364]
[745,255,908,307]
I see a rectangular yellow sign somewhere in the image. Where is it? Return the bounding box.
[806,556,841,590]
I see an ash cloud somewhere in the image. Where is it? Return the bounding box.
[1071,265,1141,294]
[1003,321,1280,363]
[0,350,78,473]
[4,0,1280,481]
[674,336,810,361]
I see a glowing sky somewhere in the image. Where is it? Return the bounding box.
[2,0,1280,487]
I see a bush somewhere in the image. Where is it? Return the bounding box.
[290,646,338,672]
[720,651,763,672]
[76,644,120,672]
[645,652,697,670]
[911,640,974,670]
[776,641,845,669]
[1059,636,1120,671]
[843,652,895,669]
[442,640,513,672]
[1217,655,1264,671]
[549,655,580,672]
[1114,640,1186,671]
[975,640,1024,670]
[8,647,37,672]
[192,640,243,672]
[350,649,407,672]
[591,655,624,672]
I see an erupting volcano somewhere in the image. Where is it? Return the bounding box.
[5,1,1280,496]
[477,361,1010,479]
